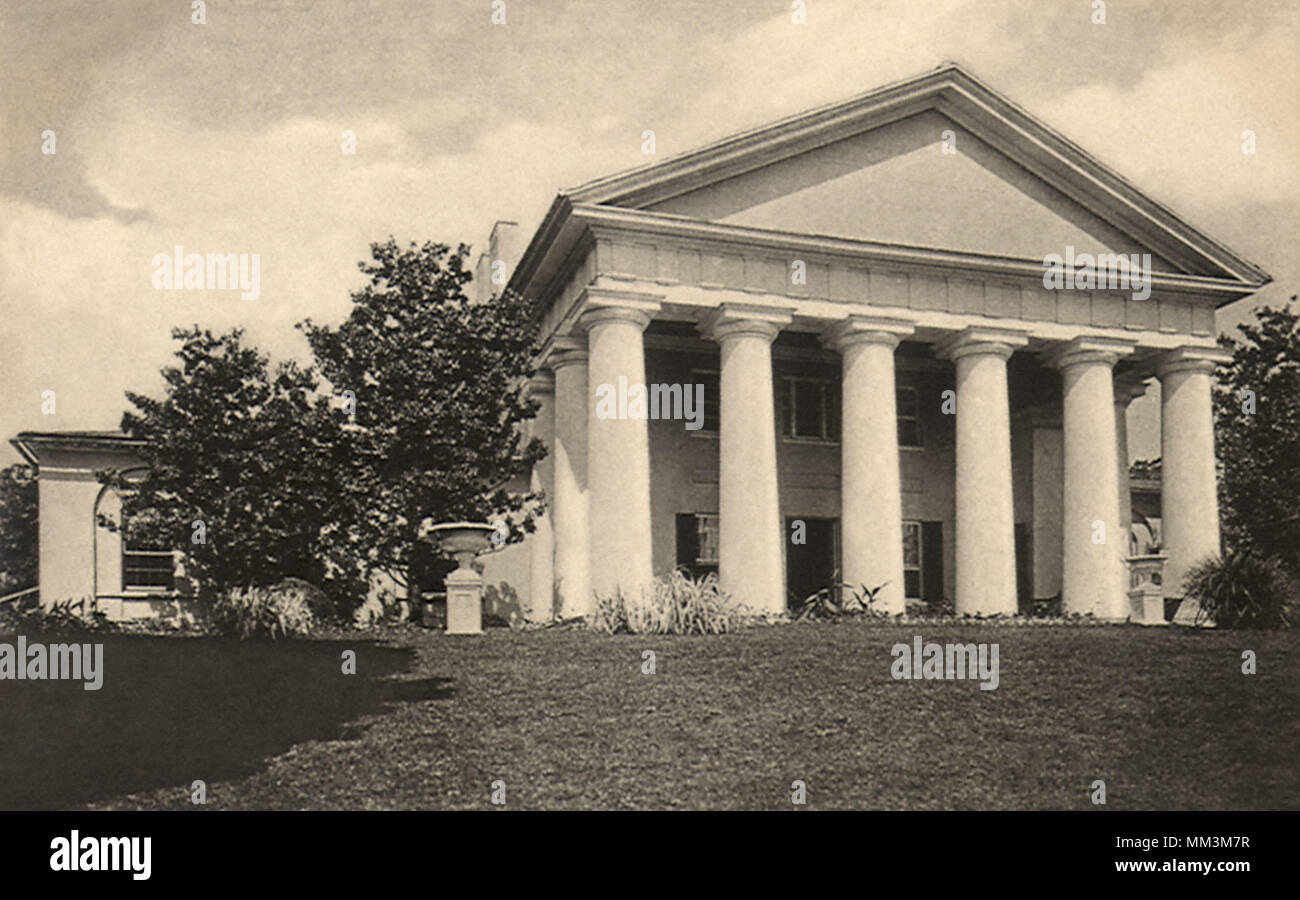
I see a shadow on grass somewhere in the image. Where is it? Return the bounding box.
[0,631,450,809]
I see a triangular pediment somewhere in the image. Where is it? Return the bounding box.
[558,64,1269,289]
[644,109,1177,270]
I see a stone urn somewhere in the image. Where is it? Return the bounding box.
[1126,553,1168,626]
[425,522,496,635]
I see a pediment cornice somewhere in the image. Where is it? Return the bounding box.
[510,64,1270,307]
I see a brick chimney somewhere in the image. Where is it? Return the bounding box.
[482,220,521,299]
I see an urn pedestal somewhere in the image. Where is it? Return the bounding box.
[425,523,496,636]
[1127,553,1168,626]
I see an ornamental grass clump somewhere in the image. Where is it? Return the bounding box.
[588,570,740,635]
[206,584,316,640]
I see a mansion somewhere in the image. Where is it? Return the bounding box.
[10,65,1269,625]
[483,64,1267,623]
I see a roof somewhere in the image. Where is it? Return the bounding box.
[10,430,144,466]
[509,62,1270,305]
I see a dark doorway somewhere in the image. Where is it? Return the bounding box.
[785,517,838,609]
[921,520,944,609]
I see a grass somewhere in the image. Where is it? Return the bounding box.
[1,621,1296,810]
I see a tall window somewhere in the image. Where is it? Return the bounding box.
[901,521,922,599]
[780,376,840,441]
[897,386,922,448]
[116,497,176,592]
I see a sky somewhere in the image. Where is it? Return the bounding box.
[2,0,1297,464]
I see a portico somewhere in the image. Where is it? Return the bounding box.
[491,64,1268,623]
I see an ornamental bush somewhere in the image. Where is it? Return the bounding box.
[588,570,740,635]
[206,585,316,640]
[1182,551,1296,629]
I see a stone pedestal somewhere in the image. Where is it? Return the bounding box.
[1128,585,1167,626]
[1127,553,1167,625]
[445,568,484,635]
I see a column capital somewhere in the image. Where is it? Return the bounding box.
[1155,345,1232,378]
[573,287,662,334]
[822,314,915,352]
[539,334,588,370]
[525,369,556,397]
[1041,336,1138,371]
[934,325,1030,362]
[577,305,657,333]
[698,302,794,344]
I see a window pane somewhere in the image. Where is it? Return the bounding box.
[896,386,919,416]
[902,521,922,598]
[695,372,720,432]
[793,380,822,437]
[898,418,922,448]
[896,386,921,448]
[901,523,921,568]
[696,514,720,565]
[904,569,921,599]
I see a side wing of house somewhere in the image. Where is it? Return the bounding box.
[10,432,184,621]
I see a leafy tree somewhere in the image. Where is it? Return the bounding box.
[1214,299,1300,581]
[103,326,362,617]
[300,238,544,592]
[0,463,38,596]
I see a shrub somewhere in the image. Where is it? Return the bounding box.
[0,598,117,636]
[272,577,344,624]
[205,585,316,640]
[588,571,741,635]
[794,580,891,621]
[1182,551,1296,629]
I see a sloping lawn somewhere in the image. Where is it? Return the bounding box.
[2,622,1296,810]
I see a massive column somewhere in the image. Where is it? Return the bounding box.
[548,339,591,619]
[1114,376,1148,557]
[701,303,791,615]
[936,327,1028,616]
[825,316,915,615]
[525,370,556,622]
[580,297,660,604]
[1046,337,1136,619]
[1158,346,1230,618]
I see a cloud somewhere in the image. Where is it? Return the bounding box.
[1049,40,1300,222]
[0,101,617,452]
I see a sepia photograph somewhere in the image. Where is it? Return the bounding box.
[1,0,1296,883]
